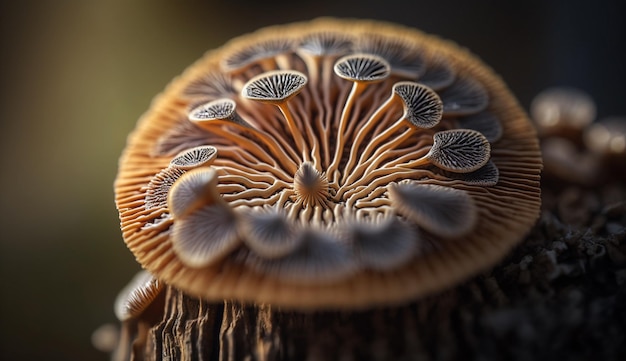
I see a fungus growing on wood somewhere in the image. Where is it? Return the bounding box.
[169,145,217,170]
[115,18,542,309]
[114,271,163,322]
[530,87,596,137]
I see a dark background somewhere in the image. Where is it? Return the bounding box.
[0,1,624,360]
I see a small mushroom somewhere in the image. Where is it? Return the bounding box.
[425,129,491,172]
[584,117,626,158]
[114,270,163,322]
[530,87,596,138]
[541,137,602,185]
[242,228,357,283]
[189,98,299,172]
[355,34,426,78]
[188,98,251,128]
[169,145,217,170]
[457,111,503,143]
[296,31,354,84]
[327,54,391,181]
[389,182,477,238]
[341,81,443,184]
[436,160,500,186]
[417,53,456,90]
[115,18,542,309]
[144,167,186,210]
[438,75,489,116]
[167,167,221,218]
[343,216,419,270]
[241,70,310,161]
[293,161,330,208]
[239,207,301,259]
[221,37,294,73]
[168,168,240,268]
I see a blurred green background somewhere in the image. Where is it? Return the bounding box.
[0,1,623,360]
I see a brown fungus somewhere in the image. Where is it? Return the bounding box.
[114,270,163,322]
[530,86,596,137]
[115,18,542,309]
[389,182,477,238]
[169,145,217,170]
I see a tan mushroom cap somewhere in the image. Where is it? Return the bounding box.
[115,18,541,310]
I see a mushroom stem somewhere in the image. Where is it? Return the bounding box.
[337,145,432,200]
[342,136,431,190]
[338,92,397,182]
[294,84,323,168]
[344,168,429,202]
[276,102,311,162]
[299,54,322,86]
[327,81,367,183]
[321,72,345,168]
[237,104,304,168]
[192,122,277,165]
[195,119,300,175]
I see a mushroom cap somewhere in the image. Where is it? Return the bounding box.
[530,86,596,135]
[115,18,541,310]
[333,53,391,83]
[114,270,163,322]
[241,70,308,103]
[169,145,217,170]
[188,98,237,121]
[428,129,491,173]
[392,81,443,129]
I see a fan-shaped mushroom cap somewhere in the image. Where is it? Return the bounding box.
[457,111,503,143]
[167,167,220,218]
[239,207,301,259]
[242,228,357,283]
[169,145,217,170]
[428,129,491,173]
[171,202,240,268]
[333,54,391,83]
[355,34,426,78]
[221,37,294,73]
[439,75,489,116]
[437,160,500,186]
[343,217,419,270]
[115,18,541,310]
[417,54,456,90]
[241,70,308,104]
[297,31,354,57]
[389,182,477,238]
[392,81,443,128]
[114,270,163,322]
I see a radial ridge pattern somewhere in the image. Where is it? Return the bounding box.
[115,18,542,309]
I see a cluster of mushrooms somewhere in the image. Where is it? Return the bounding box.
[115,18,542,309]
[531,87,626,186]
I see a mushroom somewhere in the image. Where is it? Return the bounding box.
[115,18,542,309]
[417,53,456,91]
[169,145,218,170]
[584,117,626,158]
[530,86,596,139]
[241,70,310,162]
[114,270,163,322]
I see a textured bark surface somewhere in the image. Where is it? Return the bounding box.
[115,180,626,361]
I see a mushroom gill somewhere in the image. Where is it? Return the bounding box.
[115,18,542,309]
